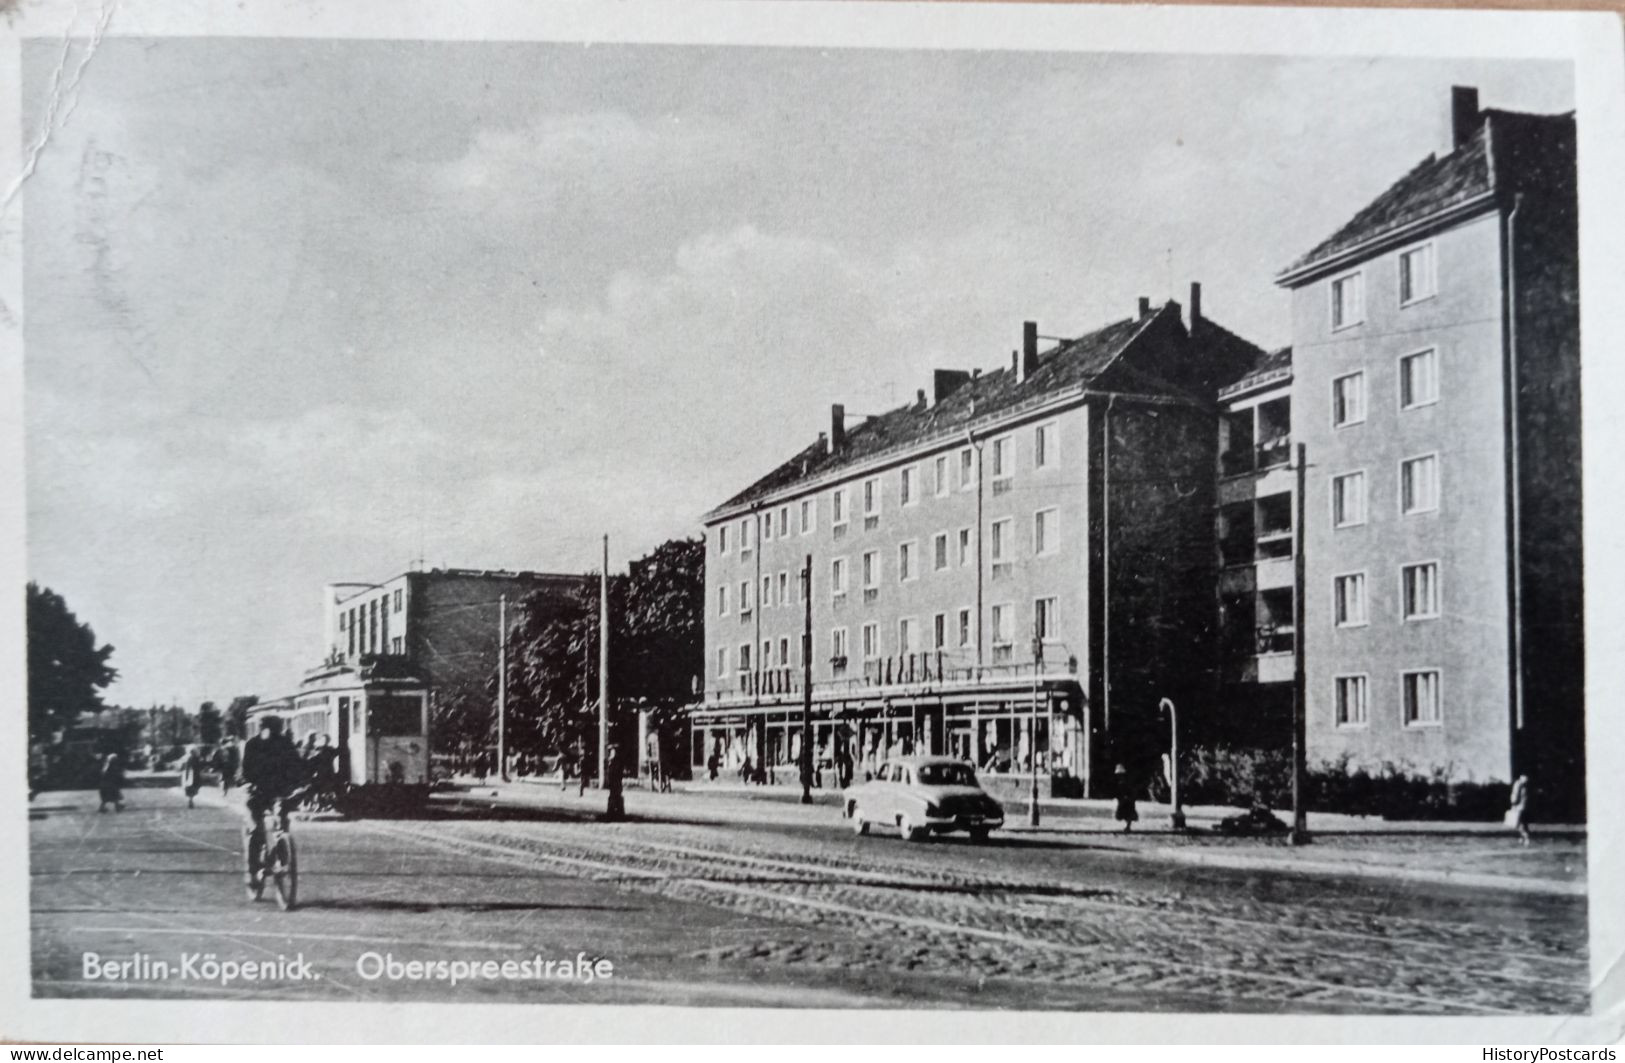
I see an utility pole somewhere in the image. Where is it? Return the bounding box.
[1290,443,1310,845]
[598,534,610,790]
[498,593,508,782]
[1029,629,1041,827]
[1162,697,1185,831]
[800,554,814,805]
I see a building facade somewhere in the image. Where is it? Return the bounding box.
[1276,87,1581,814]
[692,294,1263,796]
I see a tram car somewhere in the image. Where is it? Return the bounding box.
[246,661,431,813]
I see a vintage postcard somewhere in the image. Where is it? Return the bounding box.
[2,0,1622,1044]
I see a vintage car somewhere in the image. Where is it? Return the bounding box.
[842,755,1005,842]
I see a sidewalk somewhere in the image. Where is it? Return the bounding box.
[477,774,1586,897]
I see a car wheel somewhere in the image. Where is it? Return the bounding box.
[851,806,869,835]
[899,814,927,842]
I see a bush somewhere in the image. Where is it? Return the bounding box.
[1172,746,1511,821]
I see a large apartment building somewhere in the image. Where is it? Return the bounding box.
[1275,87,1582,815]
[692,292,1263,796]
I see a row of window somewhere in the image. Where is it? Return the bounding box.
[1329,240,1437,332]
[338,589,404,657]
[717,510,1061,616]
[1331,562,1440,627]
[715,421,1062,558]
[1330,454,1439,527]
[1330,347,1439,428]
[716,598,1062,678]
[1333,670,1443,729]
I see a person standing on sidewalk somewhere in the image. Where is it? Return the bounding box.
[98,753,125,813]
[1113,763,1138,834]
[179,746,204,808]
[1507,774,1532,847]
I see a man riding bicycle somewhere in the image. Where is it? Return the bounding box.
[240,716,305,886]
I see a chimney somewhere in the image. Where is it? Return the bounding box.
[933,368,972,403]
[1451,86,1480,149]
[1137,296,1151,319]
[916,388,927,410]
[1020,321,1039,383]
[1188,282,1202,329]
[1010,350,1018,374]
[816,430,828,454]
[830,404,845,451]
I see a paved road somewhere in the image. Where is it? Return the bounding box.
[30,785,1588,1012]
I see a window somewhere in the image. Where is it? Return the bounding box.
[1332,371,1365,428]
[779,637,790,666]
[391,636,403,655]
[1399,242,1436,305]
[832,488,848,527]
[1035,597,1059,642]
[739,580,752,614]
[763,515,773,542]
[958,447,975,490]
[762,575,773,609]
[393,589,403,613]
[1034,508,1059,556]
[862,550,880,589]
[1331,270,1364,330]
[1402,562,1440,620]
[718,585,729,616]
[933,532,950,572]
[739,643,751,672]
[863,477,881,517]
[1399,349,1438,409]
[800,499,814,534]
[778,571,789,607]
[740,517,753,553]
[831,627,848,662]
[899,617,917,655]
[1035,421,1057,469]
[1401,454,1439,514]
[717,647,728,678]
[778,506,790,538]
[990,518,1013,563]
[991,603,1014,647]
[718,524,729,555]
[957,608,972,648]
[831,557,848,597]
[862,622,880,662]
[958,527,973,566]
[900,465,918,507]
[934,454,951,497]
[992,436,1013,480]
[1333,572,1368,627]
[898,541,916,582]
[1334,675,1368,727]
[1332,471,1366,528]
[1403,669,1442,726]
[932,613,947,650]
[761,640,771,670]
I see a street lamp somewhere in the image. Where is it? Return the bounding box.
[1160,696,1186,832]
[1029,633,1042,827]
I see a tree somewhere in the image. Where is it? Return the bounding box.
[224,696,258,740]
[26,582,117,745]
[197,701,223,746]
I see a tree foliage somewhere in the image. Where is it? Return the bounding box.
[197,701,223,746]
[224,696,258,740]
[26,582,117,744]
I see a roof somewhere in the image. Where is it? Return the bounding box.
[1218,346,1292,400]
[1279,108,1574,283]
[709,305,1188,518]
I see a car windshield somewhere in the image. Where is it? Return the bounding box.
[916,763,978,787]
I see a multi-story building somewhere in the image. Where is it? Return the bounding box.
[691,291,1264,796]
[1214,346,1296,743]
[1275,87,1582,814]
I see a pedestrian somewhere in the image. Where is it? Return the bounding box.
[97,753,125,813]
[179,746,204,808]
[1113,763,1138,834]
[474,751,489,783]
[1507,774,1532,847]
[707,750,720,782]
[221,740,240,793]
[604,742,626,822]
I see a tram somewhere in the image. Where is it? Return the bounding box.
[246,659,431,812]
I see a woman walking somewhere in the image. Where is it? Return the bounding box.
[97,753,125,813]
[179,746,204,808]
[1507,774,1532,847]
[1113,763,1138,834]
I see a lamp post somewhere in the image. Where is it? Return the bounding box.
[1160,696,1185,831]
[800,555,814,805]
[1029,632,1042,827]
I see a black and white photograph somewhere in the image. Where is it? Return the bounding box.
[2,0,1622,1044]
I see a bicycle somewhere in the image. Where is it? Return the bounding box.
[244,796,298,911]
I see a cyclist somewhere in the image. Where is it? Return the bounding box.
[240,716,305,885]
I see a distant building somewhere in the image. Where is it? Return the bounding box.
[1275,87,1581,814]
[691,290,1263,796]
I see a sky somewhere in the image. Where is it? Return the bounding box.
[18,38,1572,708]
